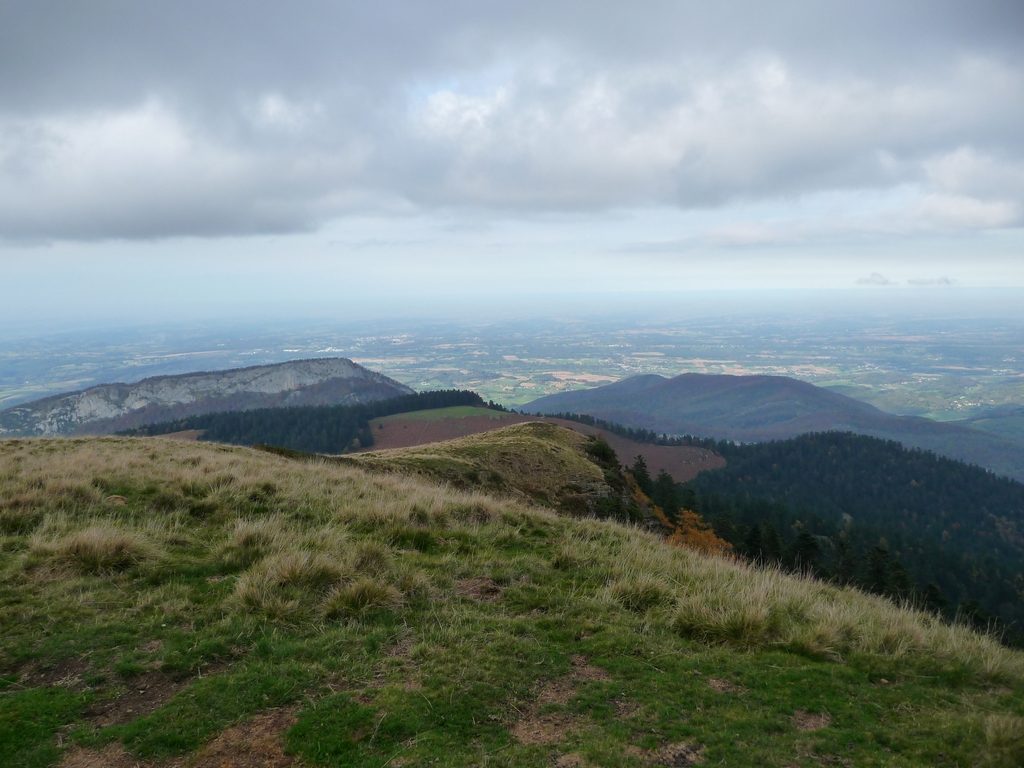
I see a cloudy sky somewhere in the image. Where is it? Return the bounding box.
[2,1,1022,327]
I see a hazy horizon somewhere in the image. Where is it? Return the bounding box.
[2,2,1023,330]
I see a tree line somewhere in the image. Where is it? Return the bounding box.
[124,390,488,453]
[554,409,1024,642]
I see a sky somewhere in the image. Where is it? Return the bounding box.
[1,1,1023,328]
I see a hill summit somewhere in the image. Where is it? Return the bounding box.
[0,358,413,437]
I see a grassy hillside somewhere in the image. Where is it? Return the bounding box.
[367,407,723,483]
[1,437,1024,767]
[343,422,625,517]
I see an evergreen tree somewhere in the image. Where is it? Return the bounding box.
[652,470,680,522]
[923,583,947,615]
[833,532,857,585]
[761,523,783,564]
[866,545,892,595]
[631,455,652,495]
[743,525,763,561]
[789,531,821,574]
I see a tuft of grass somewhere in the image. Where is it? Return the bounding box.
[219,518,288,568]
[352,540,394,576]
[983,714,1024,767]
[0,506,41,535]
[234,550,344,618]
[41,526,155,573]
[608,574,672,612]
[323,577,403,621]
[396,568,434,603]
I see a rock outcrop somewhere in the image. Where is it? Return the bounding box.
[0,358,413,436]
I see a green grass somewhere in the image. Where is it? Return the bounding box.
[348,421,611,510]
[0,687,88,768]
[1,436,1023,766]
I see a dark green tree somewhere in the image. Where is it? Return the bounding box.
[631,455,652,494]
[652,470,680,522]
[789,531,821,574]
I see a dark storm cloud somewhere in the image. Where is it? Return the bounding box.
[0,0,1022,239]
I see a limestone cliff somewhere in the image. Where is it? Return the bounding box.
[0,358,413,436]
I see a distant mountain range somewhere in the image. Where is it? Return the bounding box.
[524,373,1024,481]
[0,358,413,437]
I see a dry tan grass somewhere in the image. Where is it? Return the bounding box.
[32,525,157,573]
[983,714,1024,766]
[2,436,1022,684]
[323,577,403,620]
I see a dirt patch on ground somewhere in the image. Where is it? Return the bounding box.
[510,656,609,746]
[534,656,609,707]
[387,632,415,658]
[511,711,582,746]
[60,743,145,768]
[59,709,298,768]
[455,576,504,602]
[707,677,746,694]
[628,742,705,767]
[86,671,186,727]
[555,752,593,767]
[613,697,642,718]
[19,656,90,689]
[360,631,421,696]
[183,707,298,767]
[792,710,832,731]
[568,655,610,683]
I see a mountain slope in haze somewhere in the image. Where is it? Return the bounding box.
[3,437,1023,767]
[956,404,1024,446]
[0,358,413,437]
[524,373,1024,481]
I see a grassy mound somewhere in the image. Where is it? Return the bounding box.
[343,421,618,513]
[1,436,1023,767]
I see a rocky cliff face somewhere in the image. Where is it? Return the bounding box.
[0,358,414,436]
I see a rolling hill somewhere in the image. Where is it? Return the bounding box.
[956,404,1024,446]
[0,358,413,437]
[342,421,641,520]
[363,405,724,482]
[2,435,1024,766]
[524,373,1024,481]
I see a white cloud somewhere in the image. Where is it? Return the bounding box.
[856,272,896,286]
[914,193,1021,230]
[0,99,370,239]
[0,4,1021,243]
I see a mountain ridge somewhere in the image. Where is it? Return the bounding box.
[524,372,1024,481]
[0,357,413,437]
